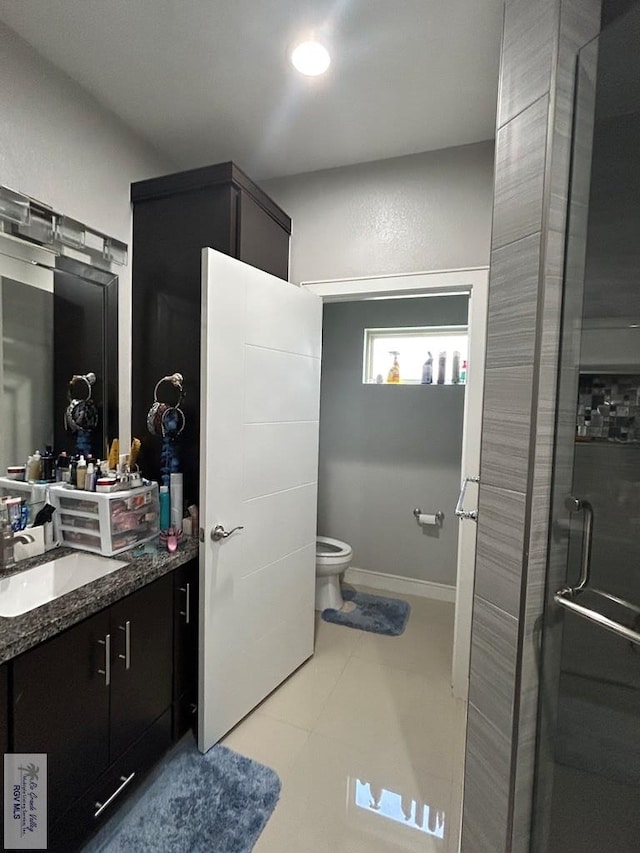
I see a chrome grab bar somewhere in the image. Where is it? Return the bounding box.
[555,495,640,646]
[554,587,640,647]
[455,475,479,521]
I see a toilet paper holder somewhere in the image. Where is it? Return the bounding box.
[413,507,444,525]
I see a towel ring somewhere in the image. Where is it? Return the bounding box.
[147,373,185,437]
[68,371,96,402]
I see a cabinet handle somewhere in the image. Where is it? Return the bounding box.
[118,620,131,670]
[97,634,111,686]
[94,772,136,818]
[179,583,191,624]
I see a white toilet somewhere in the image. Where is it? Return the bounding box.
[315,536,353,611]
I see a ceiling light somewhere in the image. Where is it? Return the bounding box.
[291,41,330,76]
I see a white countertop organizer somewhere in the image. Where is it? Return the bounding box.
[50,483,159,556]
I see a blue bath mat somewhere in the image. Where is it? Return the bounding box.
[89,739,281,852]
[322,588,410,636]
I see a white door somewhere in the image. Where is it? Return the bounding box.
[198,248,322,752]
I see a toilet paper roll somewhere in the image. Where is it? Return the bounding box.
[417,513,438,526]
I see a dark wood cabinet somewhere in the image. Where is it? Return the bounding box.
[130,161,291,502]
[109,574,173,758]
[0,663,7,846]
[13,608,111,821]
[10,572,177,850]
[0,664,7,757]
[172,558,198,739]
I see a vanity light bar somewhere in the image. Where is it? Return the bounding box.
[0,184,128,266]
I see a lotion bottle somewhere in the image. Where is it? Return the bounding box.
[76,455,87,490]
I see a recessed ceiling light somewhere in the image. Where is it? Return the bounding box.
[291,40,331,76]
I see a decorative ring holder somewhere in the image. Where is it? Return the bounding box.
[64,371,97,456]
[146,373,185,438]
[147,373,185,485]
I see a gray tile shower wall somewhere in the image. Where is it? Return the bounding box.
[497,0,557,127]
[461,1,602,852]
[491,97,549,250]
[486,233,542,369]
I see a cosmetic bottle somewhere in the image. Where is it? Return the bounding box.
[159,486,171,531]
[421,352,433,384]
[85,462,96,492]
[452,351,461,384]
[56,452,66,482]
[69,457,78,488]
[460,360,467,384]
[28,451,42,483]
[41,445,55,482]
[170,473,183,531]
[76,456,87,490]
[387,351,400,383]
[437,352,446,385]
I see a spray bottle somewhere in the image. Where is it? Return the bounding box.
[387,351,401,383]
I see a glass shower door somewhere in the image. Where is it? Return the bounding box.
[533,6,640,852]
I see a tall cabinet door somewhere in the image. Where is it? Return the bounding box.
[12,609,111,822]
[109,575,173,759]
[237,190,290,281]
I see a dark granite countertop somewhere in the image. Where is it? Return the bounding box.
[0,537,199,665]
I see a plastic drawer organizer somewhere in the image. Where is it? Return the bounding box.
[50,483,159,556]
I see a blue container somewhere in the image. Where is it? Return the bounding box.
[159,485,171,530]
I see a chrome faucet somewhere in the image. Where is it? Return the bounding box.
[0,524,32,571]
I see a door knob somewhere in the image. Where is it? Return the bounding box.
[211,524,244,542]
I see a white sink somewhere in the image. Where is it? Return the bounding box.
[0,553,129,617]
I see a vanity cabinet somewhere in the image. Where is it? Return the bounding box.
[0,663,7,756]
[130,161,291,500]
[172,558,199,739]
[11,573,174,850]
[0,664,7,846]
[12,608,111,821]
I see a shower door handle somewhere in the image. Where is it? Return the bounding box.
[562,495,593,592]
[552,496,640,646]
[455,476,479,521]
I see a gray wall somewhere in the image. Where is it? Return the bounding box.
[318,296,467,587]
[0,22,174,445]
[261,142,495,284]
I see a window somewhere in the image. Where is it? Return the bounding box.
[363,326,468,385]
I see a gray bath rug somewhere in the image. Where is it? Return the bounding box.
[86,737,280,852]
[322,588,410,636]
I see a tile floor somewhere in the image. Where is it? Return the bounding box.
[222,587,467,852]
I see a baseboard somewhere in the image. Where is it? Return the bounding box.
[343,567,456,603]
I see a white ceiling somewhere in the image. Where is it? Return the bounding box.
[0,0,504,180]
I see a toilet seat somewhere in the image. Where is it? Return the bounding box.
[316,536,352,560]
[315,536,353,611]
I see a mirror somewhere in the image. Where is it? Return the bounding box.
[0,236,118,473]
